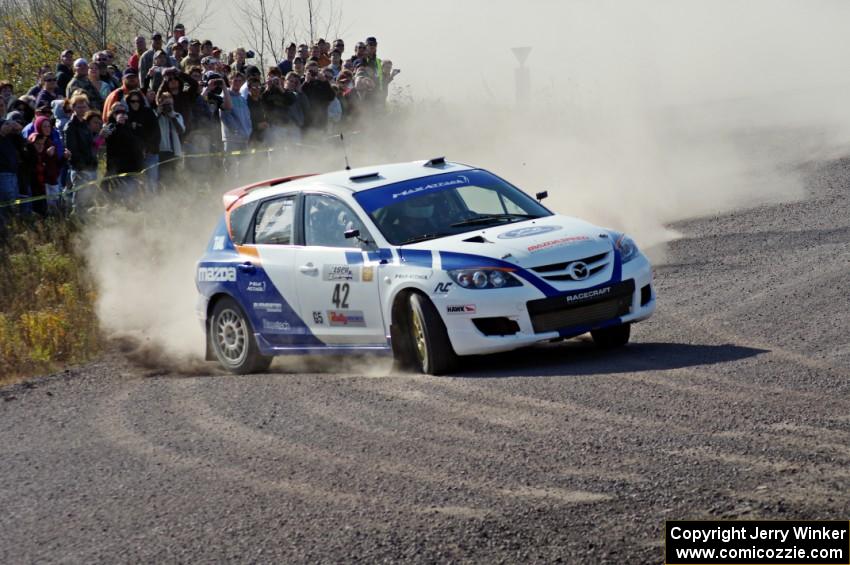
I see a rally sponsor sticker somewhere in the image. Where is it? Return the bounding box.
[327,310,366,327]
[324,264,360,282]
[446,304,476,314]
[527,235,590,252]
[246,281,266,293]
[253,302,282,313]
[362,266,374,282]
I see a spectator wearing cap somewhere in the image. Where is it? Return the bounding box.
[302,61,335,132]
[124,89,160,192]
[278,43,296,76]
[139,33,166,83]
[157,68,199,135]
[0,116,24,216]
[201,40,213,58]
[171,39,188,64]
[104,102,144,201]
[364,37,384,89]
[165,23,186,56]
[329,51,342,78]
[261,72,294,144]
[34,73,61,108]
[182,39,203,72]
[297,44,309,61]
[332,39,345,56]
[102,68,141,122]
[128,36,146,72]
[144,51,170,93]
[292,57,305,78]
[239,65,262,97]
[233,47,249,74]
[56,50,75,97]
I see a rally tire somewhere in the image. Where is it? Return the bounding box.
[590,323,631,348]
[210,297,272,374]
[407,293,458,375]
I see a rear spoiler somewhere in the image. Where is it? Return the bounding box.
[222,174,316,211]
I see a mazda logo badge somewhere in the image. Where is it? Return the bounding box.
[568,261,590,281]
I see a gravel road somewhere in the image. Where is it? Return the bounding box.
[2,158,850,564]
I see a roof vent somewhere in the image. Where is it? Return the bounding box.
[424,157,446,167]
[349,172,381,182]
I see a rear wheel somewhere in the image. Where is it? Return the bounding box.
[590,323,631,348]
[210,297,272,374]
[407,293,458,375]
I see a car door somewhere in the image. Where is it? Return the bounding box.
[240,193,321,347]
[294,193,386,345]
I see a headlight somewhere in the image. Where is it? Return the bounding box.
[613,233,640,263]
[448,268,522,289]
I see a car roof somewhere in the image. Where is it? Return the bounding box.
[241,159,474,204]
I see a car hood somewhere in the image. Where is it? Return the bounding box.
[405,215,615,268]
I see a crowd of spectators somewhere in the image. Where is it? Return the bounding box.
[0,25,400,223]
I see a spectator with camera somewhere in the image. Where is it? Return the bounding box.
[124,90,160,191]
[139,33,169,82]
[157,68,199,135]
[103,103,144,202]
[302,61,335,132]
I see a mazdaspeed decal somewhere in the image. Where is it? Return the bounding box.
[497,225,562,239]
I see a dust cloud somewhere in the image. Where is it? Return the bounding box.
[83,1,850,367]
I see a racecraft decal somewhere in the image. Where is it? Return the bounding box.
[527,235,591,253]
[323,264,360,282]
[498,225,562,239]
[198,267,237,282]
[394,273,429,280]
[446,304,476,314]
[565,287,611,303]
[253,302,283,313]
[327,310,366,327]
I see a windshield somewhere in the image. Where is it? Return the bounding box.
[353,169,552,245]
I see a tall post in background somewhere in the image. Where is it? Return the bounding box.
[512,46,532,108]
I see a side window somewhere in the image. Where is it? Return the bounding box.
[254,196,295,245]
[304,194,369,248]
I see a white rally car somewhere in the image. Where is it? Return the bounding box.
[196,158,655,375]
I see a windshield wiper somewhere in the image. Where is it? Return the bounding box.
[449,213,541,228]
[398,232,452,245]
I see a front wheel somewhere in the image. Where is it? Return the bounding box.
[407,293,458,375]
[210,297,272,374]
[590,323,631,348]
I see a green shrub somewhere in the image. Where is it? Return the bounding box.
[0,217,101,384]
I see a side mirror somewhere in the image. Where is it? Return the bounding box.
[535,191,548,202]
[344,228,360,239]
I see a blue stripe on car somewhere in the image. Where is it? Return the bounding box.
[399,249,433,268]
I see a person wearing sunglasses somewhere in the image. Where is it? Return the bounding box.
[124,90,160,193]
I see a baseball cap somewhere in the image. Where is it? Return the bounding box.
[73,58,88,68]
[178,36,189,45]
[152,32,163,40]
[61,49,74,57]
[174,23,185,31]
[5,111,26,125]
[366,37,377,45]
[203,71,223,81]
[122,68,138,77]
[190,39,201,46]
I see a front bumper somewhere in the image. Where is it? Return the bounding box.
[438,254,655,356]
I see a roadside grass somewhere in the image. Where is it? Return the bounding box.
[0,217,100,386]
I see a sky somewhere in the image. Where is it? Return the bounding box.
[188,0,850,105]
